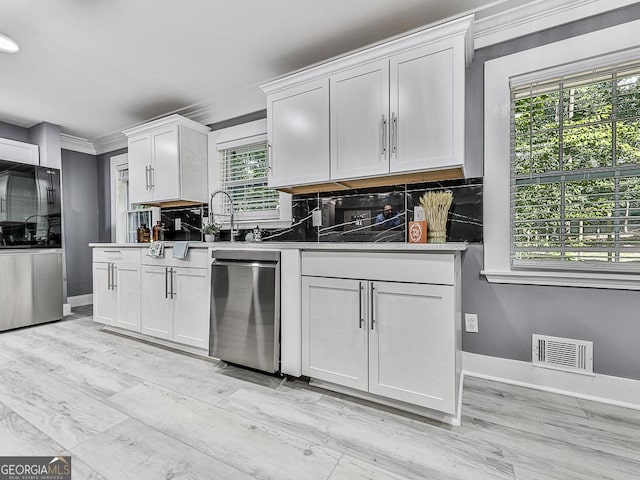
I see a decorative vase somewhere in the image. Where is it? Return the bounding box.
[204,234,215,242]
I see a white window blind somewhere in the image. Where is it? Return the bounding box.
[218,140,280,219]
[511,61,640,271]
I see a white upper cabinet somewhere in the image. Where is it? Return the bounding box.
[330,60,390,180]
[124,114,209,204]
[0,138,39,166]
[267,79,330,188]
[390,40,465,174]
[261,15,473,190]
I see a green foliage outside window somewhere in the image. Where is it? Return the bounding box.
[511,65,640,266]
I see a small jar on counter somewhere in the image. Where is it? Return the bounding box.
[152,220,165,242]
[137,223,151,243]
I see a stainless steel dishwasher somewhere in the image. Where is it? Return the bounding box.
[209,250,280,373]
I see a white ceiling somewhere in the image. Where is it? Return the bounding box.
[0,0,519,143]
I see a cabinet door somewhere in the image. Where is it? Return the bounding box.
[267,79,330,188]
[390,42,462,174]
[369,281,456,413]
[93,262,116,325]
[330,59,390,180]
[302,276,368,391]
[151,125,180,202]
[140,265,174,340]
[128,133,153,204]
[173,267,210,349]
[115,263,141,332]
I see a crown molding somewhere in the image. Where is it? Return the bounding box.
[122,113,210,137]
[93,132,127,155]
[261,15,474,95]
[59,133,96,155]
[474,0,639,49]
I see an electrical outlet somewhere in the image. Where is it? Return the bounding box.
[312,209,322,227]
[174,218,181,231]
[465,313,479,333]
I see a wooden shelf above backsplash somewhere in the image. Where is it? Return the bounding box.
[277,168,464,195]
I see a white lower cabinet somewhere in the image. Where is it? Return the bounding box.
[93,247,210,351]
[140,261,210,350]
[140,266,174,340]
[302,276,455,414]
[173,267,210,349]
[301,249,462,419]
[93,262,116,325]
[93,251,141,332]
[302,277,369,391]
[368,281,455,413]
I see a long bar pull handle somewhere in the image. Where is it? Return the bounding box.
[170,268,175,299]
[150,166,155,189]
[370,283,375,330]
[267,143,273,172]
[165,267,169,299]
[381,115,387,156]
[107,263,111,290]
[391,113,397,157]
[358,282,364,328]
[145,166,149,190]
[112,264,117,290]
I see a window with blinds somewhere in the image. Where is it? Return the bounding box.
[511,62,640,270]
[218,140,280,219]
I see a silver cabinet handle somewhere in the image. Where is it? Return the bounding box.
[358,282,364,329]
[381,115,387,156]
[370,283,375,330]
[145,166,149,190]
[111,263,117,290]
[107,263,111,290]
[149,166,155,189]
[0,197,4,213]
[170,268,175,299]
[267,143,272,172]
[391,113,397,156]
[165,267,169,298]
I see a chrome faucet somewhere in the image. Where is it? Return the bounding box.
[209,190,236,242]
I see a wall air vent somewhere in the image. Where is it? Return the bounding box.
[532,334,593,375]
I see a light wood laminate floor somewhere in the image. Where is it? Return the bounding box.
[0,306,638,480]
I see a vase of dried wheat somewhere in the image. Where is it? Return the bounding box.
[420,190,453,243]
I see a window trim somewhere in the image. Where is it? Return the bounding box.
[109,153,129,243]
[210,120,292,229]
[483,19,640,290]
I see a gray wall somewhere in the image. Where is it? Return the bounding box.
[61,149,99,297]
[461,5,640,381]
[0,121,30,143]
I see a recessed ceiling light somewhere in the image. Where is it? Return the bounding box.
[0,33,20,54]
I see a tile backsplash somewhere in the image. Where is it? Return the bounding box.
[261,178,483,243]
[159,178,483,243]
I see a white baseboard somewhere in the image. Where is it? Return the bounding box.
[63,303,72,316]
[68,294,93,308]
[462,352,640,411]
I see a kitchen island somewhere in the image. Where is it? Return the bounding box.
[90,241,467,425]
